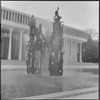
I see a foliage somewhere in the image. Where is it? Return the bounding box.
[82,29,99,63]
[84,28,99,40]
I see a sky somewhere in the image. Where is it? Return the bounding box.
[1,1,99,34]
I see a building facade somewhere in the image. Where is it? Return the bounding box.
[1,7,87,67]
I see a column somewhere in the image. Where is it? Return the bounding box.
[8,29,13,60]
[18,31,23,60]
[80,42,82,62]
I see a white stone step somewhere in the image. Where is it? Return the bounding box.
[1,60,26,65]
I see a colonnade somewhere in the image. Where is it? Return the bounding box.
[63,38,83,63]
[1,7,31,25]
[2,28,83,62]
[71,40,82,62]
[7,28,23,60]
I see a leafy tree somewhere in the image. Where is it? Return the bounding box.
[82,29,99,63]
[85,28,99,40]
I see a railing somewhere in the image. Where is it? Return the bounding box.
[1,7,31,26]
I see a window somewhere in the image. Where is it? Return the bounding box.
[18,14,20,23]
[77,43,80,62]
[6,11,8,20]
[23,16,25,24]
[69,41,71,61]
[3,10,5,19]
[1,29,10,59]
[1,9,2,19]
[9,12,11,20]
[11,32,19,60]
[24,16,26,24]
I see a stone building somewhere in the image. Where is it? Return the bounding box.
[1,6,87,70]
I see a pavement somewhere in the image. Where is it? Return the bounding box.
[14,87,98,99]
[1,63,99,99]
[1,70,98,99]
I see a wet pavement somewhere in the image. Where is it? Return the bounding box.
[1,70,98,99]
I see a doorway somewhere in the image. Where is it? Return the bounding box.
[1,29,9,59]
[11,32,20,60]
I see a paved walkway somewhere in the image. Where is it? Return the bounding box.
[1,70,98,99]
[1,63,98,99]
[15,87,98,99]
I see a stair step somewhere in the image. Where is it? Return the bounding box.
[1,60,26,65]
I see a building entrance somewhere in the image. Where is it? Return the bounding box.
[1,29,9,59]
[11,32,20,60]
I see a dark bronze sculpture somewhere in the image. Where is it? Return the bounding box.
[54,7,62,22]
[26,15,45,74]
[26,8,64,76]
[49,7,64,76]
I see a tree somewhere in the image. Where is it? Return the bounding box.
[82,29,99,63]
[84,28,99,40]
